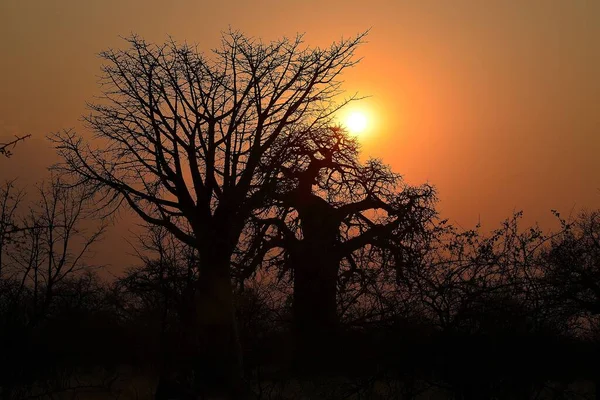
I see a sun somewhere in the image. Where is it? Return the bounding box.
[345,111,368,135]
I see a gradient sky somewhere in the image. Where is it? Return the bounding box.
[1,0,599,272]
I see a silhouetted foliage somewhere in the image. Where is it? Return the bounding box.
[0,178,109,399]
[544,210,600,317]
[3,180,600,398]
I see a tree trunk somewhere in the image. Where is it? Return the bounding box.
[176,244,249,399]
[291,199,341,373]
[292,247,339,373]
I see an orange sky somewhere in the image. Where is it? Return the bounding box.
[1,0,599,271]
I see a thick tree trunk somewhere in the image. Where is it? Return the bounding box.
[291,198,341,373]
[175,244,249,399]
[292,247,339,372]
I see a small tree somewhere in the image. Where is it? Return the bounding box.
[50,31,365,396]
[544,210,600,317]
[0,178,104,399]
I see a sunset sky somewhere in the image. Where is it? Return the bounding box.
[1,0,599,271]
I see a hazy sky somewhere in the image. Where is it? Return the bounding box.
[1,0,599,271]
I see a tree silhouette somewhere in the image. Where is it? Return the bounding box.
[0,178,104,398]
[544,210,600,316]
[0,180,25,278]
[240,126,437,371]
[50,31,365,397]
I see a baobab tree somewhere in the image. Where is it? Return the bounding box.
[241,126,437,371]
[50,31,365,397]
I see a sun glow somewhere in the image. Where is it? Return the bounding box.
[345,111,368,135]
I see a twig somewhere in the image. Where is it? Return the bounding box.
[0,134,31,158]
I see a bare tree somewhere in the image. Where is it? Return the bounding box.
[543,210,600,317]
[50,31,365,397]
[239,126,437,371]
[0,180,26,277]
[0,178,104,399]
[394,212,575,398]
[1,178,104,322]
